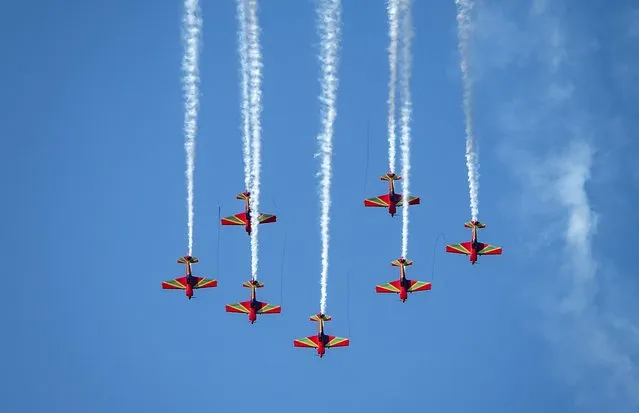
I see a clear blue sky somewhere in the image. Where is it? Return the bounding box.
[2,1,638,412]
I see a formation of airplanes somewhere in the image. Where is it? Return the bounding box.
[161,171,502,358]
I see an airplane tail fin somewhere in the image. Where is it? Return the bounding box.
[391,258,413,267]
[310,314,332,322]
[380,173,401,181]
[178,256,199,264]
[464,221,486,229]
[242,281,265,288]
[236,192,250,200]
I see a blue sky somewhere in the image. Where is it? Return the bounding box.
[1,0,638,412]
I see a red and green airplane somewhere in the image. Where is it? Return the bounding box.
[293,314,349,358]
[445,221,503,265]
[364,173,420,217]
[161,256,218,299]
[375,257,432,302]
[220,191,276,235]
[225,280,281,323]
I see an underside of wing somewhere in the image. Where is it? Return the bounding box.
[478,243,503,255]
[225,301,251,314]
[258,213,277,224]
[294,336,319,348]
[327,336,350,348]
[408,280,432,292]
[221,212,247,226]
[162,277,187,289]
[396,195,420,206]
[257,302,281,314]
[364,194,390,207]
[446,242,471,255]
[194,277,218,289]
[375,280,401,293]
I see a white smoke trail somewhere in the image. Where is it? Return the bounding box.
[316,0,341,315]
[386,0,399,173]
[399,0,413,258]
[247,0,263,281]
[455,0,480,222]
[181,0,202,256]
[236,0,252,191]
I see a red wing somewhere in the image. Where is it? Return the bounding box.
[375,279,402,293]
[477,243,502,255]
[364,194,390,207]
[225,301,251,314]
[445,242,472,255]
[162,276,187,289]
[256,302,281,314]
[326,336,350,348]
[221,212,248,226]
[293,336,320,348]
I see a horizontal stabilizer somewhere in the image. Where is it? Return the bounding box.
[236,192,250,200]
[464,221,486,229]
[310,314,331,322]
[177,256,198,264]
[380,173,401,181]
[391,258,413,267]
[243,281,265,288]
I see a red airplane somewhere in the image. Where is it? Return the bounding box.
[445,221,503,265]
[293,314,349,358]
[225,280,281,323]
[161,256,218,299]
[220,191,276,235]
[364,173,420,217]
[375,257,432,302]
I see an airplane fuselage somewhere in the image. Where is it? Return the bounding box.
[399,264,408,301]
[470,227,479,264]
[388,180,398,217]
[185,265,195,299]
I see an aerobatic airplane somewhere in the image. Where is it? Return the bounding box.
[161,256,218,299]
[375,257,432,302]
[445,221,503,265]
[225,280,281,323]
[220,191,276,235]
[293,314,349,358]
[364,173,420,217]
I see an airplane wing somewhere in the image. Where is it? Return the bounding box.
[445,241,472,255]
[193,277,217,289]
[407,280,432,292]
[258,213,277,224]
[477,243,503,255]
[375,280,401,293]
[326,336,350,348]
[221,212,248,226]
[161,276,187,289]
[225,301,251,313]
[256,302,281,314]
[364,194,390,207]
[294,336,320,348]
[395,195,420,206]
